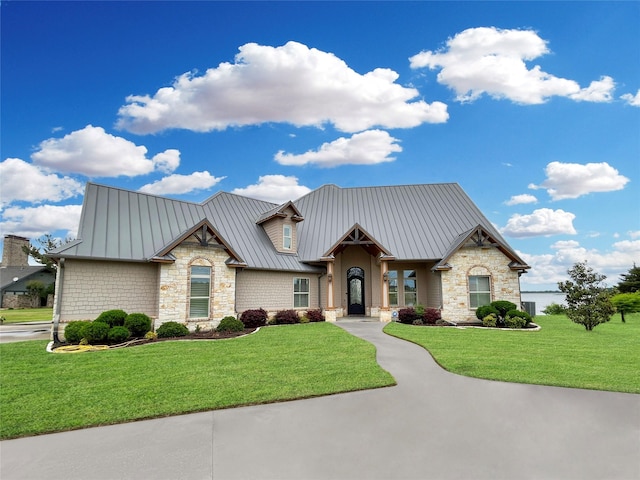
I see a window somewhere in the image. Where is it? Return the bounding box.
[190,266,211,318]
[283,225,292,250]
[294,277,309,308]
[404,270,417,306]
[388,270,398,306]
[469,275,491,309]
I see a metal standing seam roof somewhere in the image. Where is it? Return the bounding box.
[50,182,528,271]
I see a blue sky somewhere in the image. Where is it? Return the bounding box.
[1,1,638,290]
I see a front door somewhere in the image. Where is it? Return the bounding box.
[347,266,365,315]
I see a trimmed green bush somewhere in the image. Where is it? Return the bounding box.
[124,313,152,337]
[542,303,566,315]
[82,321,110,344]
[217,316,244,332]
[156,321,189,338]
[64,321,92,344]
[108,326,131,344]
[482,314,498,327]
[475,305,499,321]
[95,309,128,327]
[491,300,518,318]
[504,315,527,329]
[274,309,300,325]
[239,308,268,328]
[506,309,532,325]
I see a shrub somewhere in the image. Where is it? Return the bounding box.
[482,314,497,327]
[274,309,300,325]
[506,309,532,325]
[217,316,244,332]
[124,313,152,337]
[64,320,92,344]
[398,307,418,324]
[422,308,441,325]
[542,303,566,315]
[82,321,110,344]
[240,308,268,328]
[306,309,325,323]
[412,319,424,326]
[490,300,518,318]
[156,321,189,338]
[475,305,499,321]
[299,316,310,324]
[95,309,128,327]
[108,326,131,344]
[504,315,527,329]
[144,331,158,341]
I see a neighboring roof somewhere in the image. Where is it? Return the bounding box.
[50,182,528,271]
[0,266,50,291]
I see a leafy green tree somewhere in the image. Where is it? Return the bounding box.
[26,280,46,306]
[617,264,640,293]
[558,261,615,331]
[21,234,72,271]
[611,292,640,323]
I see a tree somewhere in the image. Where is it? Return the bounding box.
[617,264,640,293]
[558,261,615,331]
[611,292,640,323]
[26,280,46,306]
[21,234,71,272]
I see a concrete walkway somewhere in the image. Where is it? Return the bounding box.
[1,321,638,479]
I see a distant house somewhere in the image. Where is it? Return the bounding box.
[48,182,529,330]
[1,235,55,308]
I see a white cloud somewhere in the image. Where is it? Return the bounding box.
[31,125,180,177]
[501,208,577,238]
[529,161,629,200]
[519,237,640,287]
[410,27,614,105]
[0,158,84,207]
[138,171,225,195]
[629,230,640,239]
[0,204,82,238]
[275,130,401,167]
[232,175,311,204]
[117,41,448,134]
[504,194,538,206]
[621,89,640,107]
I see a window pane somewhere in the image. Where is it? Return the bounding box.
[294,293,309,308]
[389,292,398,306]
[190,266,211,318]
[191,266,211,276]
[294,278,309,293]
[470,293,491,309]
[190,298,209,317]
[469,275,491,309]
[283,225,292,249]
[191,278,210,296]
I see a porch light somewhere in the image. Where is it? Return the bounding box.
[327,273,333,282]
[383,272,389,282]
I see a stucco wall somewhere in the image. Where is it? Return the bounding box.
[440,246,522,323]
[236,269,320,313]
[56,259,159,322]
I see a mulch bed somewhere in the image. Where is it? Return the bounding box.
[155,328,258,341]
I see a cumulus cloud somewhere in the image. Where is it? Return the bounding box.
[138,171,225,195]
[410,27,615,105]
[519,236,640,287]
[529,161,629,200]
[504,194,538,206]
[621,89,640,106]
[501,208,577,238]
[275,130,401,167]
[0,204,82,238]
[31,125,181,177]
[231,175,311,204]
[0,158,84,207]
[117,41,448,134]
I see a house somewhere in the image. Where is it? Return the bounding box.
[48,182,529,331]
[1,235,55,308]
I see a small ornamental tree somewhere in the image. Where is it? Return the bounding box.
[611,292,640,323]
[617,264,640,293]
[558,261,615,331]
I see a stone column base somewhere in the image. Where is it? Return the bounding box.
[324,309,337,323]
[379,309,392,322]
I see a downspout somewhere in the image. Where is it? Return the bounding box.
[52,258,64,344]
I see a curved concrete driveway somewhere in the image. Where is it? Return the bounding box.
[2,321,638,479]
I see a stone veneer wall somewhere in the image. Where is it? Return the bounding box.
[440,246,522,323]
[56,259,159,322]
[158,242,236,330]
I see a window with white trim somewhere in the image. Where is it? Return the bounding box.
[469,275,491,309]
[190,265,211,318]
[293,277,309,308]
[403,270,417,306]
[283,225,292,250]
[388,270,398,306]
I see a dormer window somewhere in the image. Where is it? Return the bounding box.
[283,225,292,250]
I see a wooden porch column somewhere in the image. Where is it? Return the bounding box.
[326,260,335,309]
[381,258,389,310]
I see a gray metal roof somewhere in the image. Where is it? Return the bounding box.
[50,182,527,271]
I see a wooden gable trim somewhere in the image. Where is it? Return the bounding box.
[322,223,393,258]
[256,201,304,225]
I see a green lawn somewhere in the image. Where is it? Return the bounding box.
[0,308,53,323]
[0,322,395,439]
[384,314,640,394]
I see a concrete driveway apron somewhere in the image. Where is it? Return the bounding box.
[1,321,638,480]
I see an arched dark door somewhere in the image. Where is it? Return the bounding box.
[347,267,365,315]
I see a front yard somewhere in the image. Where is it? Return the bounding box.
[0,307,53,324]
[0,322,395,439]
[385,313,640,394]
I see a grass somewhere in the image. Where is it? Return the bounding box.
[0,322,395,439]
[384,313,640,394]
[0,307,53,323]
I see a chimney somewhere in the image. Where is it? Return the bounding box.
[1,235,30,267]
